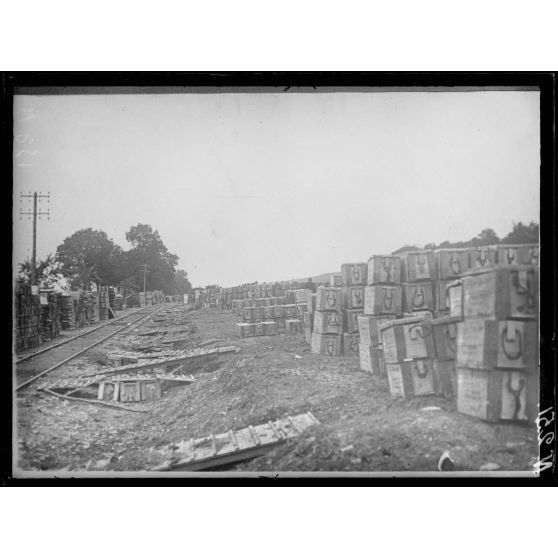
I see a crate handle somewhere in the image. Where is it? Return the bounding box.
[506,248,517,265]
[414,360,430,379]
[383,288,394,311]
[449,253,461,275]
[327,313,340,327]
[326,293,337,308]
[501,326,522,360]
[412,287,425,308]
[354,289,363,304]
[506,374,526,421]
[326,340,335,355]
[381,257,393,282]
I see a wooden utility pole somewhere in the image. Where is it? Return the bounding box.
[20,191,50,286]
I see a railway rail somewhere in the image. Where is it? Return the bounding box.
[15,304,171,391]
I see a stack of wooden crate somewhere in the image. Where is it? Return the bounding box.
[433,248,470,318]
[401,250,437,318]
[108,286,116,312]
[59,293,76,329]
[235,321,278,337]
[98,287,109,321]
[380,316,440,398]
[113,293,123,311]
[340,263,367,357]
[311,286,343,356]
[15,281,42,352]
[360,255,402,373]
[40,290,61,342]
[455,264,539,423]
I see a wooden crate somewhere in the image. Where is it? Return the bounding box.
[380,317,436,363]
[462,266,539,320]
[330,274,343,287]
[344,309,364,334]
[343,286,365,309]
[141,380,162,401]
[341,262,367,286]
[469,246,497,269]
[315,287,343,312]
[497,244,539,267]
[448,280,463,319]
[342,333,360,356]
[236,323,255,337]
[435,249,470,279]
[364,285,403,315]
[386,359,439,398]
[311,333,342,356]
[403,281,435,313]
[456,367,539,423]
[285,319,303,334]
[431,316,460,361]
[313,311,343,335]
[434,359,457,400]
[401,251,437,282]
[367,255,402,285]
[262,321,278,335]
[119,381,142,402]
[359,343,381,373]
[357,315,396,346]
[456,319,538,370]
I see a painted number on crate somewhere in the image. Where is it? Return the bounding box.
[534,407,555,476]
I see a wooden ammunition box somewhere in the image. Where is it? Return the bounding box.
[497,244,539,267]
[341,262,367,286]
[119,381,142,402]
[401,251,437,282]
[380,317,436,363]
[296,302,308,316]
[386,358,439,398]
[435,249,470,279]
[236,323,255,337]
[462,266,539,320]
[367,255,402,285]
[403,282,435,313]
[344,309,364,334]
[448,281,463,319]
[343,286,365,309]
[311,333,342,356]
[342,333,360,356]
[469,246,497,270]
[456,319,538,370]
[456,367,539,423]
[273,305,286,318]
[364,285,403,315]
[284,304,298,318]
[431,316,460,361]
[285,319,303,334]
[434,359,457,400]
[357,315,396,346]
[261,306,275,320]
[313,310,343,335]
[315,287,343,312]
[262,321,278,336]
[141,380,162,401]
[330,274,343,287]
[359,343,381,373]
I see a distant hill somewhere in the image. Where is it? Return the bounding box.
[291,272,336,283]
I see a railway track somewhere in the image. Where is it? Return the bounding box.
[15,304,170,391]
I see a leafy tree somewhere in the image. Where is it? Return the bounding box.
[18,254,62,288]
[56,228,124,290]
[501,221,539,244]
[174,269,193,295]
[124,224,179,293]
[392,245,419,254]
[472,228,500,246]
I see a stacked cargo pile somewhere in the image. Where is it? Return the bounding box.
[380,316,440,398]
[59,293,76,329]
[15,281,42,352]
[302,292,317,344]
[39,290,61,342]
[433,248,470,318]
[455,261,539,423]
[340,263,367,357]
[359,255,402,373]
[232,296,286,316]
[400,250,437,319]
[98,287,109,321]
[113,293,123,311]
[235,320,278,337]
[311,286,343,356]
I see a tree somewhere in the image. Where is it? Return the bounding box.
[501,221,539,244]
[18,254,62,288]
[392,245,419,254]
[173,269,193,295]
[124,224,179,293]
[56,228,125,290]
[472,228,500,246]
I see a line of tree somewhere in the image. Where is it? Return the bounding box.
[18,223,193,296]
[392,221,539,254]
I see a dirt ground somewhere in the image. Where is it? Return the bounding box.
[16,305,539,474]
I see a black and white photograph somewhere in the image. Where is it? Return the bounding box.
[8,74,552,480]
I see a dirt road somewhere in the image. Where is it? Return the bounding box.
[15,305,538,473]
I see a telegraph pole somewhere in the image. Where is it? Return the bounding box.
[20,191,50,286]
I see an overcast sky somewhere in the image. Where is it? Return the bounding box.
[13,90,539,287]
